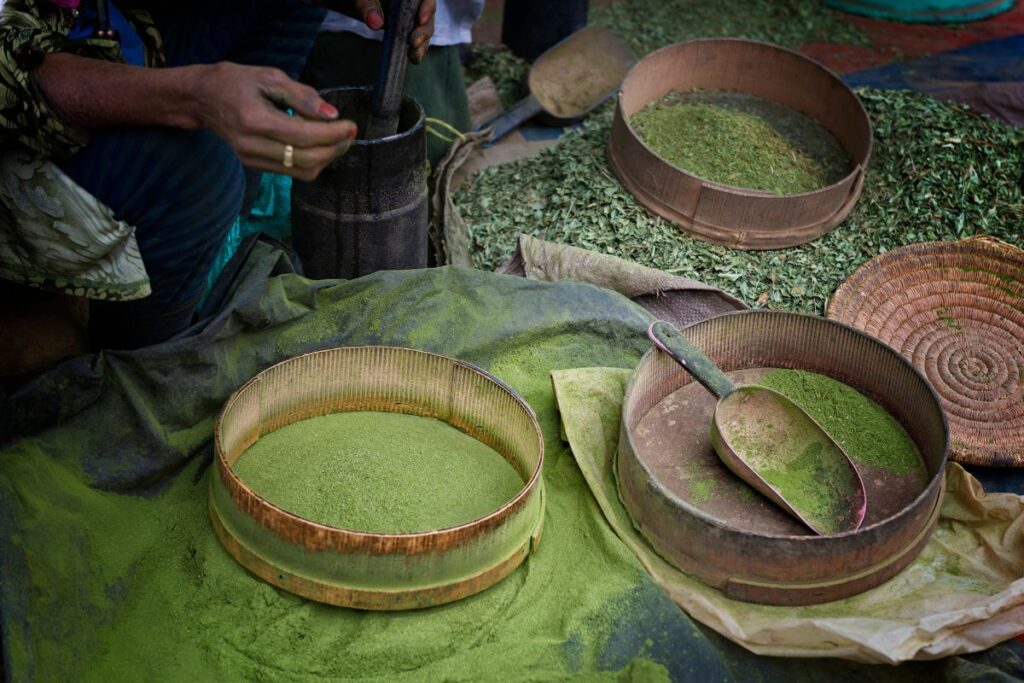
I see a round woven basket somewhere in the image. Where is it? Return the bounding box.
[827,236,1024,467]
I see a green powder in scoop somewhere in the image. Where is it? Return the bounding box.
[722,370,925,530]
[726,396,858,532]
[757,369,924,478]
[233,411,524,533]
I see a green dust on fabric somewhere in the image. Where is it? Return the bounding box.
[613,658,672,682]
[628,94,835,195]
[5,256,1003,680]
[757,369,925,479]
[233,412,523,533]
[2,265,706,681]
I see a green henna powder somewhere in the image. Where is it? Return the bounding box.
[725,396,858,533]
[689,478,718,504]
[757,369,925,479]
[756,441,854,532]
[233,411,524,533]
[628,92,846,196]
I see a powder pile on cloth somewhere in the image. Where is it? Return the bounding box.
[0,259,709,681]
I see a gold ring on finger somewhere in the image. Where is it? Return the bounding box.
[282,144,295,169]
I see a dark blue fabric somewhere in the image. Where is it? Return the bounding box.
[844,35,1024,93]
[62,127,245,312]
[967,465,1024,496]
[151,0,325,75]
[825,0,1015,24]
[68,1,146,67]
[57,1,325,348]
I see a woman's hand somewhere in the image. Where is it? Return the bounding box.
[319,0,436,63]
[192,62,357,181]
[36,54,356,181]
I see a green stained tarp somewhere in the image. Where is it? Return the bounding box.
[1,244,1022,681]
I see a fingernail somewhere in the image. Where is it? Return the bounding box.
[319,102,338,120]
[348,126,357,140]
[367,10,384,29]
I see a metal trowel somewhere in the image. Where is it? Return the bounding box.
[478,26,636,144]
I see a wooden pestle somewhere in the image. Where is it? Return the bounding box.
[365,0,420,139]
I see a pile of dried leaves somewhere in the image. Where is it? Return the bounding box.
[455,89,1024,313]
[462,44,529,108]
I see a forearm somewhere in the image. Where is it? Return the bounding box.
[33,53,358,181]
[35,52,205,131]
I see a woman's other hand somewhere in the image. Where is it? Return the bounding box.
[319,0,436,63]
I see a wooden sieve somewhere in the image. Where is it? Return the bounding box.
[210,346,545,610]
[618,311,947,606]
[607,38,873,250]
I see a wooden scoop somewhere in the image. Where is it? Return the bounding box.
[478,26,636,144]
[648,321,867,535]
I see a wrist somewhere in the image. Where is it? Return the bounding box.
[174,63,215,131]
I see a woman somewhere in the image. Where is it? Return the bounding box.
[0,0,435,349]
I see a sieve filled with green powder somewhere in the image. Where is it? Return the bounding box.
[210,346,545,611]
[608,38,873,249]
[233,411,525,534]
[618,311,948,606]
[628,93,852,197]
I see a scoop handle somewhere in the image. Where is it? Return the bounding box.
[477,94,544,145]
[648,321,736,399]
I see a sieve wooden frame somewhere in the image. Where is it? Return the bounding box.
[827,236,1024,467]
[618,311,948,606]
[607,38,873,250]
[210,346,545,610]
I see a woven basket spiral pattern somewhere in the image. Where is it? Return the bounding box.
[827,236,1024,467]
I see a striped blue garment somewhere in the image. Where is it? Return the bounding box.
[58,0,325,348]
